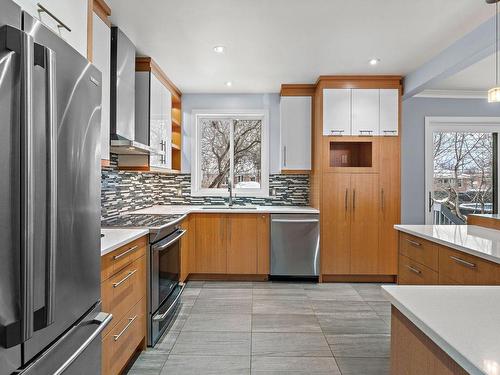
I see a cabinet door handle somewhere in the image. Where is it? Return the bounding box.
[352,189,356,212]
[283,146,287,167]
[331,129,345,135]
[450,256,476,269]
[112,269,137,288]
[381,188,384,210]
[344,188,348,213]
[113,245,138,260]
[405,238,421,247]
[359,130,373,136]
[37,3,72,32]
[113,315,138,341]
[406,265,422,274]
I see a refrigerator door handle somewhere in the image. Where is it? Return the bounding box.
[33,42,58,328]
[0,24,35,345]
[52,312,113,375]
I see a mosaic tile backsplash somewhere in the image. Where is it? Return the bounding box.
[101,154,310,220]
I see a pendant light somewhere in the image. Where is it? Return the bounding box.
[488,0,500,102]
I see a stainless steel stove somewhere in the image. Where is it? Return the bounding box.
[101,213,187,346]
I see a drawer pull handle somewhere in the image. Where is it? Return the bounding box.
[406,265,422,274]
[405,239,421,247]
[113,245,138,260]
[113,315,138,341]
[450,256,476,269]
[112,269,137,288]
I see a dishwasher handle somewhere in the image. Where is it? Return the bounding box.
[271,219,319,223]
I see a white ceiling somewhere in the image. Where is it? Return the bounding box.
[108,0,493,94]
[428,53,496,92]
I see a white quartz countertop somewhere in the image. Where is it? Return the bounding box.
[131,205,319,215]
[100,228,149,256]
[394,224,500,264]
[382,285,500,375]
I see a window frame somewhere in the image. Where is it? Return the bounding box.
[191,109,269,197]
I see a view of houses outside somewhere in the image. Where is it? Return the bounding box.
[433,132,495,223]
[200,118,262,189]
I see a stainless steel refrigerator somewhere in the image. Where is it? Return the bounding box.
[0,1,111,374]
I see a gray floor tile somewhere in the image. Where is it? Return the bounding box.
[305,285,363,301]
[198,288,253,300]
[252,299,313,315]
[161,355,250,375]
[368,301,392,318]
[203,281,254,289]
[335,356,390,375]
[317,312,390,335]
[326,334,390,358]
[155,330,180,353]
[310,300,374,315]
[252,314,322,333]
[171,331,251,356]
[186,281,205,288]
[251,356,341,374]
[169,313,190,332]
[181,288,202,297]
[353,284,391,302]
[126,349,168,375]
[252,281,308,289]
[182,313,252,332]
[252,333,332,357]
[252,288,308,301]
[191,298,252,314]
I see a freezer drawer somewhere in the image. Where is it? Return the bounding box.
[270,214,320,277]
[20,302,112,375]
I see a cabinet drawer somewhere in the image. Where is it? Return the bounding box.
[399,233,438,271]
[102,298,146,375]
[101,256,146,336]
[398,255,438,285]
[438,246,499,285]
[101,236,147,281]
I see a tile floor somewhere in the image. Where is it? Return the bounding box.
[126,281,392,375]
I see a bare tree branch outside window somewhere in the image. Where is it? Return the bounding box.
[200,117,262,190]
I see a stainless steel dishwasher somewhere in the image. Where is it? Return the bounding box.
[270,213,320,277]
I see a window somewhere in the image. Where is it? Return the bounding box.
[191,110,269,197]
[425,117,500,224]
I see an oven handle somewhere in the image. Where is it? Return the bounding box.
[153,229,187,252]
[152,282,186,321]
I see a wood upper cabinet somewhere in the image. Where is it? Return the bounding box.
[351,89,379,136]
[321,173,351,274]
[194,214,227,273]
[350,173,379,274]
[323,89,351,136]
[378,137,400,274]
[227,214,258,274]
[280,96,312,170]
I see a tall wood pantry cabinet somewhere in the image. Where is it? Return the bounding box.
[315,76,401,282]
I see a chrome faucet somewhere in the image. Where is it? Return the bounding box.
[227,178,233,207]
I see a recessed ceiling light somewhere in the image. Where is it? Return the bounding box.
[213,45,226,54]
[225,81,232,87]
[369,58,380,66]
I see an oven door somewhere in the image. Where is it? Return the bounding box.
[150,228,186,312]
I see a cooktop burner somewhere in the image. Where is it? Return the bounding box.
[101,214,184,229]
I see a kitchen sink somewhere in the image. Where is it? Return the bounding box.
[202,205,258,210]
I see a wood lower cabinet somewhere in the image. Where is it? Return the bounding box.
[194,214,227,273]
[227,214,258,274]
[190,213,270,277]
[101,236,147,375]
[321,173,380,275]
[398,232,500,285]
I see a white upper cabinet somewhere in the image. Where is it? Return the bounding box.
[280,96,312,170]
[92,13,110,161]
[379,89,399,136]
[323,89,351,136]
[351,89,379,136]
[13,0,88,57]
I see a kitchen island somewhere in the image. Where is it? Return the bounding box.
[383,285,500,375]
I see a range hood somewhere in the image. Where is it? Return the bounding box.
[109,27,153,155]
